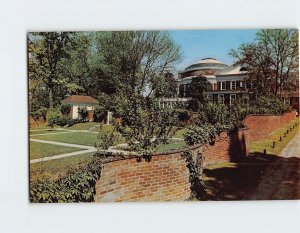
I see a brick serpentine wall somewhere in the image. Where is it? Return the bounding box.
[95,129,249,202]
[243,111,296,141]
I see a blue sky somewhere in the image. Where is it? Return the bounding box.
[169,29,258,71]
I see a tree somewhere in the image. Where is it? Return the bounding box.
[115,96,177,157]
[186,76,211,111]
[153,71,178,98]
[230,29,299,98]
[28,32,76,108]
[93,31,182,98]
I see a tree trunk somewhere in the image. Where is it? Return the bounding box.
[49,87,54,108]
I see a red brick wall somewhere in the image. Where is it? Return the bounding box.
[95,152,192,202]
[203,128,249,165]
[243,111,296,141]
[95,128,249,202]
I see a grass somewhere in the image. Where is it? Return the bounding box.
[30,141,84,160]
[33,132,99,146]
[30,152,95,180]
[173,128,186,139]
[156,139,186,153]
[30,129,67,135]
[67,122,100,130]
[250,119,300,155]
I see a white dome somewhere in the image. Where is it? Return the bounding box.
[194,58,226,65]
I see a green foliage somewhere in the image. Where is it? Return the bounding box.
[93,106,106,122]
[30,154,102,203]
[46,108,62,129]
[115,96,177,157]
[154,71,178,98]
[230,29,298,97]
[78,107,88,122]
[184,123,224,146]
[95,123,120,150]
[248,95,290,115]
[181,150,206,200]
[198,102,230,126]
[185,76,211,111]
[60,104,71,116]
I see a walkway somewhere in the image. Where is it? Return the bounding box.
[250,131,300,200]
[279,131,300,157]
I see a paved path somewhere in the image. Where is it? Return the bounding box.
[250,132,300,200]
[279,131,300,157]
[30,138,95,150]
[30,138,133,164]
[30,131,71,136]
[30,149,96,164]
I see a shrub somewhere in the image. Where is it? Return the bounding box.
[94,123,120,151]
[60,104,71,116]
[93,106,106,122]
[184,123,224,146]
[78,107,88,122]
[55,115,68,127]
[46,108,62,129]
[30,154,102,203]
[249,95,289,115]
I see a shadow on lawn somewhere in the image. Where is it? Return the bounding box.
[202,152,300,201]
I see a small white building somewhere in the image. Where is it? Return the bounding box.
[61,95,98,121]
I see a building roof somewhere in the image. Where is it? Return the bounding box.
[216,66,248,76]
[182,57,228,73]
[194,58,226,65]
[61,95,98,105]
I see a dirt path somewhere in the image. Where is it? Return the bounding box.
[250,132,300,200]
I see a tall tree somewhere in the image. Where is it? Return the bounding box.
[93,31,182,98]
[230,29,299,98]
[28,32,76,108]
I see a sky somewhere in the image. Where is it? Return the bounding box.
[169,29,258,71]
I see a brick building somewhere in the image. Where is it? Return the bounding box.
[177,57,249,105]
[61,95,99,121]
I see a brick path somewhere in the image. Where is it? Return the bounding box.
[250,132,300,200]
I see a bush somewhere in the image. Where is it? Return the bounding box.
[30,155,102,203]
[249,95,289,115]
[78,107,88,122]
[93,106,106,122]
[55,115,68,127]
[184,123,224,146]
[60,104,71,116]
[46,108,62,129]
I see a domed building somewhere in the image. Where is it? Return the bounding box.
[177,57,249,105]
[179,58,228,77]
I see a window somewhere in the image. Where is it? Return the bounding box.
[207,94,213,102]
[231,81,236,90]
[218,94,224,103]
[230,94,236,105]
[221,81,226,90]
[241,81,246,89]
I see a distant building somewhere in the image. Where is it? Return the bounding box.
[61,95,98,121]
[176,57,249,105]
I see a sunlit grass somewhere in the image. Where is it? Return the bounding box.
[30,141,84,159]
[30,152,95,180]
[250,119,300,155]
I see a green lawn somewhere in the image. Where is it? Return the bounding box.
[67,122,100,130]
[156,139,186,153]
[30,152,95,180]
[30,141,84,159]
[173,128,186,139]
[250,119,300,155]
[30,129,67,135]
[33,132,99,146]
